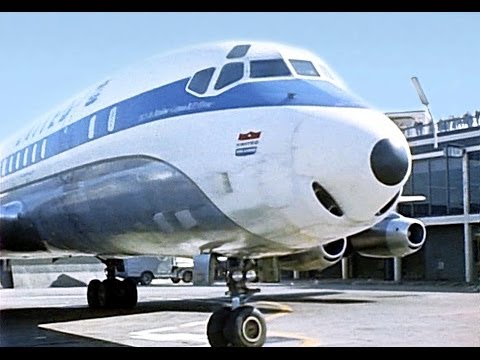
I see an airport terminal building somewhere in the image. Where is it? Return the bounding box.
[318,110,480,283]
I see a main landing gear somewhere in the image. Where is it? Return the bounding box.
[206,258,267,347]
[87,259,137,309]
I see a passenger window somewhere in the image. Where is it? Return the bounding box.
[108,107,117,132]
[31,143,37,163]
[250,59,291,78]
[214,62,244,90]
[41,139,47,159]
[188,67,215,94]
[15,152,21,170]
[88,115,96,139]
[8,156,14,173]
[289,60,320,77]
[23,147,29,167]
[226,44,251,59]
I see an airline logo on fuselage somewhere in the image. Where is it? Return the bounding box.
[238,131,261,141]
[235,131,262,157]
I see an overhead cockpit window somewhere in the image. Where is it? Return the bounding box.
[188,67,215,94]
[289,60,320,77]
[226,44,251,59]
[250,59,291,78]
[214,62,244,90]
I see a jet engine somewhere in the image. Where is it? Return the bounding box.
[278,238,347,272]
[349,213,426,258]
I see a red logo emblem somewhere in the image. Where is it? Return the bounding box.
[238,131,261,141]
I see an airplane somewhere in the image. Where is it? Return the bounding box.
[0,40,426,347]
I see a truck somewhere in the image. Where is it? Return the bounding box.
[116,256,194,285]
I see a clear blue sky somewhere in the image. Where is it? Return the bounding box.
[0,12,478,140]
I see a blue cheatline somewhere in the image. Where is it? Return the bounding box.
[1,78,366,176]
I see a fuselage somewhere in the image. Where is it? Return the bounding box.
[0,41,411,259]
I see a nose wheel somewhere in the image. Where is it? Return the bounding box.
[206,258,267,347]
[207,305,266,347]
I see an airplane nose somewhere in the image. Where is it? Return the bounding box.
[370,138,409,186]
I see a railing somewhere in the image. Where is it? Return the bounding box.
[403,113,480,138]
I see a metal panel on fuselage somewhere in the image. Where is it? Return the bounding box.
[0,155,289,258]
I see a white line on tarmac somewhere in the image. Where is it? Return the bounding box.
[25,295,85,300]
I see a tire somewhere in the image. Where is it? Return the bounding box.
[96,281,108,308]
[171,277,181,284]
[122,278,138,309]
[182,270,193,283]
[140,271,153,286]
[207,307,231,347]
[102,279,120,308]
[224,306,266,347]
[87,279,102,308]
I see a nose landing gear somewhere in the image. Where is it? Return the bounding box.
[206,258,267,347]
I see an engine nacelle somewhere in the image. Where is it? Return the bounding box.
[349,213,426,258]
[278,238,347,272]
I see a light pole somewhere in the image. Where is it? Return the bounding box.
[411,77,438,148]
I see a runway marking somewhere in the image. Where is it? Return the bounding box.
[268,331,321,347]
[256,301,293,322]
[130,331,208,345]
[178,321,206,328]
[258,301,320,346]
[129,320,209,346]
[27,295,84,300]
[256,301,293,313]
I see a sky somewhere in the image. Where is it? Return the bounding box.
[0,12,478,141]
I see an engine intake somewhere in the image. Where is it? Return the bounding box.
[349,213,426,258]
[279,238,346,272]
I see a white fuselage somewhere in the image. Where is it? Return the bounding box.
[0,41,411,259]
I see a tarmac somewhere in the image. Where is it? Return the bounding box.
[1,279,479,347]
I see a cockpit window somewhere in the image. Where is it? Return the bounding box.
[226,44,251,59]
[289,60,320,77]
[214,62,244,90]
[250,59,291,78]
[188,67,215,94]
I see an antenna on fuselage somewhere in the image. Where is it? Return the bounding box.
[411,76,438,149]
